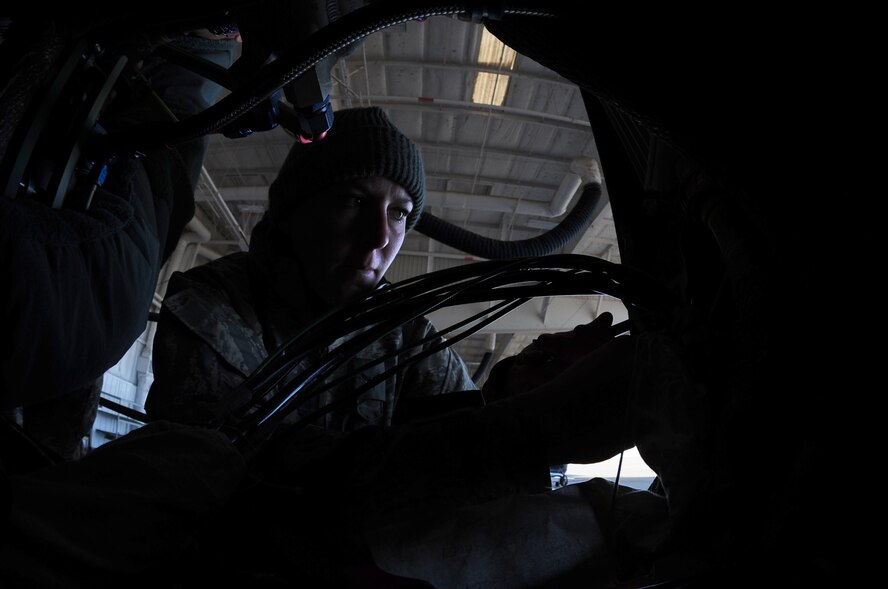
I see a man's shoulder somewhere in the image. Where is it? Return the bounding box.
[183,251,253,277]
[161,252,266,344]
[163,252,266,328]
[169,252,254,295]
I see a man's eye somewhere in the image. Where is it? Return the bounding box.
[389,208,408,222]
[343,195,364,207]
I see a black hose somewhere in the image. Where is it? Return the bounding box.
[415,182,604,259]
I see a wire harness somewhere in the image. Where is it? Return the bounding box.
[217,253,678,455]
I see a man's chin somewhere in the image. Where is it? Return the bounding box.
[333,278,378,306]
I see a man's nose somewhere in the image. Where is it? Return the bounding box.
[362,205,390,249]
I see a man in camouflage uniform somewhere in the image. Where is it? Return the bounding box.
[145,106,477,432]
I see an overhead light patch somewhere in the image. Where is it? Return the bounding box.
[472,29,517,106]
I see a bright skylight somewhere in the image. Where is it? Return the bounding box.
[472,28,517,106]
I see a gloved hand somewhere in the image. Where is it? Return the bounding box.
[483,311,625,402]
[491,313,637,466]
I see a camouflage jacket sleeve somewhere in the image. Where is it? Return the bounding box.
[398,316,478,399]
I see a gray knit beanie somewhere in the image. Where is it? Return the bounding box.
[267,106,425,231]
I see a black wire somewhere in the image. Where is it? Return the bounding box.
[251,295,531,444]
[233,256,505,403]
[98,397,149,424]
[284,297,527,415]
[227,254,677,450]
[229,258,538,442]
[238,256,663,433]
[274,296,528,416]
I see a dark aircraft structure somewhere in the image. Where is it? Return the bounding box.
[1,2,872,586]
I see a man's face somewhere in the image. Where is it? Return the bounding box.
[285,176,414,306]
